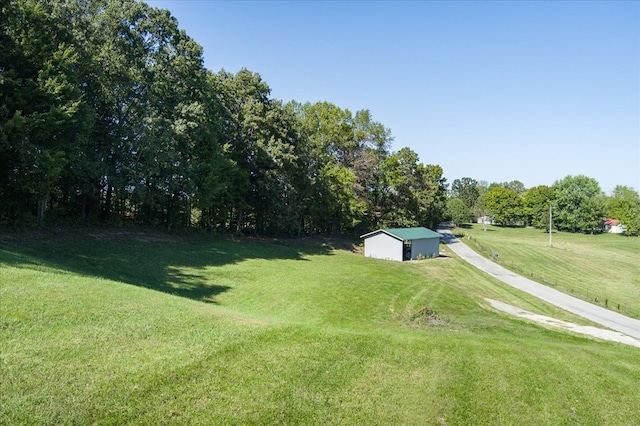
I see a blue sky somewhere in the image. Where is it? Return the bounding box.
[146,0,639,194]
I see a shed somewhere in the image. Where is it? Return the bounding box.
[602,218,626,234]
[360,227,441,262]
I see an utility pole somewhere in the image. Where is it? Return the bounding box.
[549,205,553,247]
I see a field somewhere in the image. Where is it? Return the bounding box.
[1,228,639,425]
[454,224,640,319]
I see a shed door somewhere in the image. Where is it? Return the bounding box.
[403,241,412,261]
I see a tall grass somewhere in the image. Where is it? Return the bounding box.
[455,224,640,318]
[1,229,639,424]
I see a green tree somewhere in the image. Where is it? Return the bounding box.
[380,148,421,228]
[447,197,473,227]
[294,102,396,234]
[419,164,448,229]
[450,177,479,210]
[351,109,393,229]
[294,101,361,234]
[553,175,605,233]
[194,73,245,231]
[484,187,523,226]
[84,0,154,222]
[138,7,211,229]
[522,185,554,230]
[214,69,310,235]
[379,149,447,230]
[606,185,640,236]
[473,180,490,229]
[1,0,85,223]
[0,0,450,237]
[500,180,526,195]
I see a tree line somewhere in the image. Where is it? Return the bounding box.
[447,176,640,236]
[3,1,636,237]
[1,0,448,235]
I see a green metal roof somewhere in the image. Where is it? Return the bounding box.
[361,227,441,241]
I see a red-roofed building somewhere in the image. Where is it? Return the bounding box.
[602,219,626,234]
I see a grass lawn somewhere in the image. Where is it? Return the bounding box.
[454,224,640,319]
[1,228,639,425]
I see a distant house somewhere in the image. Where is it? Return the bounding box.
[477,215,493,225]
[602,219,626,234]
[360,227,441,262]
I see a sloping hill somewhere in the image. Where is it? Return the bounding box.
[1,230,639,424]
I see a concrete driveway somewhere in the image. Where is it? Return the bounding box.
[437,225,640,340]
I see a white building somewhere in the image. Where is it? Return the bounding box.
[360,227,441,262]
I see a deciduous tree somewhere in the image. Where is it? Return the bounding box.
[447,197,473,226]
[522,185,554,230]
[450,177,479,210]
[484,187,523,226]
[553,175,605,233]
[0,0,85,223]
[606,185,640,236]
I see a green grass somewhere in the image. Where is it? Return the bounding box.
[1,228,639,425]
[454,224,640,318]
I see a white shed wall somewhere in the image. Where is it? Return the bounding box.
[364,233,403,261]
[411,238,439,259]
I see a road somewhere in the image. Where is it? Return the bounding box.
[437,225,640,340]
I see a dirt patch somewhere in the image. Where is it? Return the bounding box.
[407,307,451,328]
[485,298,640,348]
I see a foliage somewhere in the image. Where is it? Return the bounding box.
[456,175,631,236]
[553,175,605,234]
[498,180,526,195]
[447,197,473,226]
[483,186,523,226]
[0,0,85,223]
[1,0,447,234]
[522,185,554,230]
[606,185,640,236]
[450,177,479,210]
[380,148,447,229]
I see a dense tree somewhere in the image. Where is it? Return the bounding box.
[350,109,393,228]
[606,185,640,236]
[522,185,554,230]
[1,0,449,235]
[500,180,526,195]
[447,197,473,226]
[473,180,490,228]
[450,177,479,210]
[1,0,86,223]
[213,69,309,235]
[380,148,422,228]
[294,101,361,233]
[484,187,523,226]
[419,164,448,229]
[553,175,605,234]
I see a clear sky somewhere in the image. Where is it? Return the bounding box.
[146,0,639,194]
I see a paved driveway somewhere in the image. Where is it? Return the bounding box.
[437,225,640,340]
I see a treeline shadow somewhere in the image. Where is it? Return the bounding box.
[0,227,334,303]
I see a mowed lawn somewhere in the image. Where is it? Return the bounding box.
[455,224,640,319]
[1,229,639,425]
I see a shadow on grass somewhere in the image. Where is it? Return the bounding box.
[0,227,334,303]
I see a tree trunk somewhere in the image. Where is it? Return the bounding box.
[37,198,47,223]
[102,185,112,222]
[166,194,174,231]
[236,210,243,234]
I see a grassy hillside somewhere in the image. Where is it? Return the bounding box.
[1,229,639,425]
[454,224,640,319]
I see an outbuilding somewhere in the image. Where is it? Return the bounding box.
[360,227,441,262]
